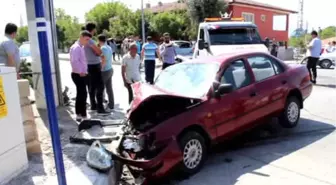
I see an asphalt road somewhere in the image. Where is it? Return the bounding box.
[57,59,336,185]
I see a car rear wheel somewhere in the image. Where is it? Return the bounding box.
[319,59,332,69]
[279,96,301,128]
[178,131,207,176]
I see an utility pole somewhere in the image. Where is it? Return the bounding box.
[297,0,304,30]
[141,0,146,42]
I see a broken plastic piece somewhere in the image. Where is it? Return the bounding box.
[86,140,113,172]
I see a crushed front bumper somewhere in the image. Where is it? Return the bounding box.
[105,135,183,184]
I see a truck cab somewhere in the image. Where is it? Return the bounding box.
[193,17,269,59]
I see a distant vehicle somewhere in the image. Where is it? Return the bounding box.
[19,42,32,63]
[193,16,269,59]
[172,40,194,56]
[300,51,336,69]
[106,51,312,184]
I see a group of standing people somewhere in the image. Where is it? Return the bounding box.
[69,22,114,121]
[70,21,178,121]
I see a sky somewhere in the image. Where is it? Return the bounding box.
[0,0,334,36]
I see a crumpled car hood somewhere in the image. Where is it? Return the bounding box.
[129,82,203,112]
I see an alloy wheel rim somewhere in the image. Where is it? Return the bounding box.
[287,102,299,123]
[183,139,202,169]
[322,61,331,68]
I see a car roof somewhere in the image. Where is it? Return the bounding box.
[185,51,269,65]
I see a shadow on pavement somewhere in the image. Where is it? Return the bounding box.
[313,84,336,89]
[158,118,335,185]
[6,105,126,185]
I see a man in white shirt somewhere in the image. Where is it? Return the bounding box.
[121,43,141,104]
[306,31,322,84]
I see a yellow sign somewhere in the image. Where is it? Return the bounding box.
[0,76,8,118]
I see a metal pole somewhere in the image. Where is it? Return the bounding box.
[33,0,67,184]
[48,0,64,106]
[141,0,146,42]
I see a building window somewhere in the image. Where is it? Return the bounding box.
[242,12,255,23]
[261,14,266,22]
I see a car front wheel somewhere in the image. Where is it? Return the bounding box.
[178,131,207,176]
[279,96,301,128]
[319,59,332,69]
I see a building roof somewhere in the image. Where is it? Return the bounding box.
[229,0,298,14]
[147,0,297,14]
[146,2,186,13]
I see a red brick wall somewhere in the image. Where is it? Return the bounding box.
[228,5,289,42]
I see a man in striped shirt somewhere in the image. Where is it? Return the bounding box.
[141,36,161,84]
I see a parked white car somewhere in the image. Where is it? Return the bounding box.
[319,51,336,69]
[301,51,336,69]
[19,42,33,63]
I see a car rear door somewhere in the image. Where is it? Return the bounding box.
[246,54,288,119]
[209,59,258,141]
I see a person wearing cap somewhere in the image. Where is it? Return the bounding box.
[306,30,322,84]
[141,36,160,84]
[160,33,176,70]
[121,43,141,104]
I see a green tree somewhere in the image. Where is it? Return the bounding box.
[16,26,29,44]
[186,0,227,23]
[150,10,192,40]
[86,2,133,34]
[320,26,336,40]
[55,8,82,48]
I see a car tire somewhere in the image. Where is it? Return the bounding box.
[319,59,332,69]
[279,96,301,128]
[178,131,207,176]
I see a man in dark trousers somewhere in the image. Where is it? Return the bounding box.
[83,22,109,114]
[141,36,161,84]
[306,30,322,84]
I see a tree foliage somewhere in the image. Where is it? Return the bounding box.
[319,26,336,40]
[55,2,336,47]
[55,8,82,48]
[289,26,336,48]
[86,2,132,34]
[16,26,29,44]
[150,11,188,39]
[186,0,227,23]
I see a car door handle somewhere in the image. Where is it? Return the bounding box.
[250,91,257,97]
[282,80,287,85]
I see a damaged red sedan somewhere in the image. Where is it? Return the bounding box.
[106,52,313,184]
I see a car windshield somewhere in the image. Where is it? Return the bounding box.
[208,27,262,45]
[155,62,220,98]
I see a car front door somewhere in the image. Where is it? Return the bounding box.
[209,59,258,141]
[246,55,288,120]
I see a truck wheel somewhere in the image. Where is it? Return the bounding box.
[319,59,332,69]
[279,96,301,128]
[178,131,207,176]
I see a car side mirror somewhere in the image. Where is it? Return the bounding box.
[198,40,205,50]
[214,83,233,98]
